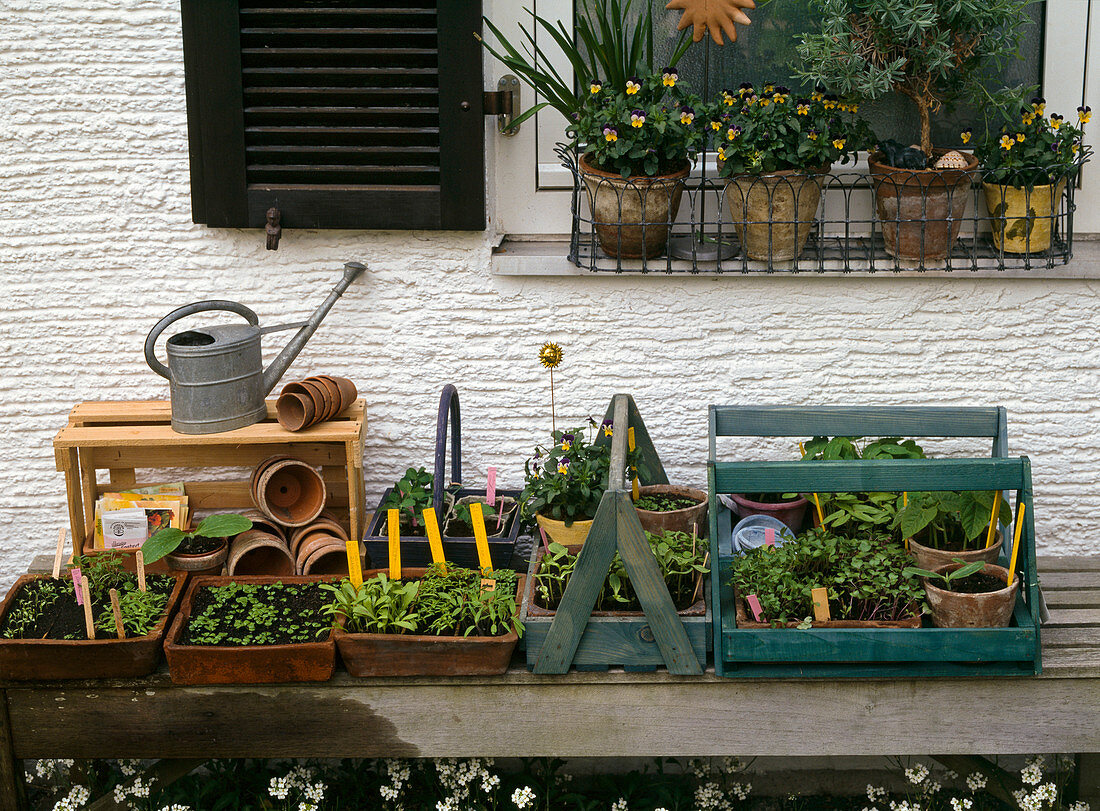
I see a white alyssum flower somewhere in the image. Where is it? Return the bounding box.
[905,763,930,785]
[965,772,987,791]
[270,776,290,800]
[481,773,501,793]
[51,785,90,811]
[889,801,921,811]
[117,759,142,777]
[925,781,942,795]
[950,798,973,811]
[868,785,889,803]
[1021,762,1044,786]
[611,798,629,811]
[1068,802,1091,811]
[694,781,732,811]
[159,806,191,811]
[511,785,536,809]
[35,759,75,780]
[729,782,751,802]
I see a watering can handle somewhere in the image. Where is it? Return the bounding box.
[144,300,260,379]
[432,384,462,515]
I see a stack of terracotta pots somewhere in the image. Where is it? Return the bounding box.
[289,516,352,575]
[226,510,294,576]
[250,455,327,527]
[276,375,357,432]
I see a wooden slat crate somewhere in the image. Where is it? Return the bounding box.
[53,400,366,554]
[708,405,1041,678]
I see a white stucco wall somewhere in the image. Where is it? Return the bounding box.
[1,1,1099,592]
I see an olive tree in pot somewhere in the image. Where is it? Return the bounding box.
[794,0,1033,262]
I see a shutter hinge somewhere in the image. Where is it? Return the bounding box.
[484,75,521,136]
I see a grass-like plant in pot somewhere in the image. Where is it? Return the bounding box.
[892,489,1011,570]
[794,0,1033,262]
[142,513,252,573]
[974,102,1091,253]
[711,82,873,261]
[904,560,1018,628]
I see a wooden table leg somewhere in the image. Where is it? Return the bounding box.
[0,691,26,811]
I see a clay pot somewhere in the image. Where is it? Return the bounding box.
[536,513,593,548]
[579,153,690,259]
[633,485,708,537]
[329,376,358,411]
[253,457,327,527]
[909,531,1003,572]
[729,494,809,533]
[239,509,287,544]
[166,537,229,575]
[289,519,350,556]
[309,376,342,421]
[922,562,1019,628]
[868,149,978,263]
[249,454,295,505]
[296,533,343,573]
[227,530,294,576]
[275,391,315,432]
[725,167,828,261]
[983,180,1065,254]
[301,542,353,576]
[282,382,325,425]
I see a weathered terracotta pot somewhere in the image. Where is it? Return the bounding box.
[729,494,809,533]
[869,149,978,263]
[315,375,357,413]
[334,569,524,676]
[0,573,186,680]
[165,537,229,576]
[300,543,352,576]
[536,513,593,548]
[226,530,294,576]
[275,391,315,432]
[253,457,326,527]
[163,575,337,684]
[634,485,708,537]
[726,167,827,261]
[290,518,350,556]
[908,531,1003,572]
[239,509,287,544]
[922,562,1019,628]
[310,376,341,421]
[983,180,1065,254]
[579,154,689,259]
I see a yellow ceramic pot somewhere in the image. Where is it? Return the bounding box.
[536,513,593,549]
[983,180,1066,254]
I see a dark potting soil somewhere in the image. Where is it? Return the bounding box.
[945,572,1008,594]
[634,494,700,512]
[0,575,175,640]
[179,581,331,646]
[743,493,800,505]
[176,536,225,555]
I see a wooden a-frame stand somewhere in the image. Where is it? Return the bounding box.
[532,394,704,675]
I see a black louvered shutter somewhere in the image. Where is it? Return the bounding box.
[181,0,485,231]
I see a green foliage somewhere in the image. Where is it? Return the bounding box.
[904,559,988,590]
[892,490,1012,549]
[478,0,693,129]
[185,582,330,646]
[0,579,64,639]
[975,102,1091,187]
[792,0,1035,153]
[141,513,252,565]
[710,83,874,175]
[521,424,624,526]
[322,573,420,635]
[449,499,497,530]
[94,588,169,637]
[380,467,435,534]
[69,553,129,601]
[730,527,926,625]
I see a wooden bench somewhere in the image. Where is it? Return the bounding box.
[0,554,1097,810]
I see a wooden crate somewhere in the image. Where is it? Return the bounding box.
[52,400,366,554]
[708,406,1041,678]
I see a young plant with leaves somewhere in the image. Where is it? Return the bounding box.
[380,467,435,535]
[904,559,989,591]
[893,490,1012,550]
[141,513,252,565]
[975,100,1091,188]
[94,588,169,637]
[522,423,626,526]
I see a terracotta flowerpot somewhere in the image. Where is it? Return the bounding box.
[315,375,357,414]
[536,513,594,548]
[239,509,288,544]
[922,562,1019,628]
[296,533,343,573]
[868,149,978,263]
[253,457,326,527]
[281,382,325,427]
[725,167,828,261]
[289,518,349,556]
[729,494,809,533]
[308,376,341,421]
[163,575,338,684]
[301,543,352,576]
[634,485,708,537]
[579,153,689,259]
[226,530,294,576]
[908,531,1003,572]
[275,391,315,432]
[334,569,524,676]
[983,180,1065,254]
[166,537,229,576]
[0,573,186,680]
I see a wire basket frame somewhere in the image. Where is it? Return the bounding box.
[559,144,1085,273]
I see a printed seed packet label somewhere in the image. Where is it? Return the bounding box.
[102,508,148,549]
[746,593,764,622]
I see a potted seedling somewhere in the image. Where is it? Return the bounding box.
[893,490,1012,570]
[141,513,253,575]
[905,560,1019,628]
[794,0,1033,262]
[445,497,518,539]
[324,564,525,677]
[0,553,185,680]
[634,485,708,537]
[163,575,339,684]
[377,467,437,537]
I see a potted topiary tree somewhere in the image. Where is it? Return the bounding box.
[794,0,1033,262]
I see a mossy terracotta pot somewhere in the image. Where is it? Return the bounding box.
[983,180,1065,254]
[729,494,809,533]
[535,513,593,549]
[922,562,1019,628]
[579,154,689,259]
[634,485,708,537]
[908,530,1003,572]
[725,167,828,261]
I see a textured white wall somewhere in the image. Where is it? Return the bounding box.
[2,0,1099,592]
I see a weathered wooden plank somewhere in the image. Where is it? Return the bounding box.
[710,406,1002,439]
[7,677,1100,758]
[1040,572,1100,589]
[1044,609,1100,627]
[524,614,708,668]
[1042,590,1100,608]
[55,420,361,449]
[1038,556,1100,572]
[1043,627,1100,646]
[84,443,348,470]
[0,692,25,811]
[67,399,365,426]
[1042,647,1100,675]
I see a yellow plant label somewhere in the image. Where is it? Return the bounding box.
[346,540,363,588]
[388,508,401,580]
[423,507,446,567]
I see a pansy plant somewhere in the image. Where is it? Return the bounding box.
[975,98,1091,188]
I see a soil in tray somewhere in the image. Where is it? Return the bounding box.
[943,571,1009,594]
[633,494,701,512]
[0,575,175,640]
[179,581,331,646]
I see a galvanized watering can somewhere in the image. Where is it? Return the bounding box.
[145,261,365,434]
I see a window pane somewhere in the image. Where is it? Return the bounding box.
[579,0,1043,148]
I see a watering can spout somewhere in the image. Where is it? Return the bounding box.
[262,261,366,395]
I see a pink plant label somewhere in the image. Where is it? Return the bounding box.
[71,568,83,605]
[746,594,764,622]
[486,466,497,507]
[539,526,550,552]
[765,527,776,547]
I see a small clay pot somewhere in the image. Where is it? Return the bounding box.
[922,562,1019,628]
[296,533,342,574]
[308,376,342,421]
[276,391,315,432]
[634,485,708,537]
[909,531,1003,572]
[166,537,229,575]
[249,455,295,505]
[327,376,358,411]
[239,509,288,544]
[730,493,809,533]
[297,380,329,425]
[227,530,295,576]
[301,542,353,576]
[254,458,327,527]
[289,518,350,555]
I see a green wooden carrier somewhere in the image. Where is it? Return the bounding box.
[708,406,1042,678]
[520,394,709,674]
